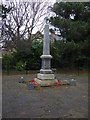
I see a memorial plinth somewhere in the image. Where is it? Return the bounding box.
[35,21,56,86]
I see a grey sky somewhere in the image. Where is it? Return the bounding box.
[1,0,56,34]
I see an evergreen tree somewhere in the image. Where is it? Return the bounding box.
[49,2,90,43]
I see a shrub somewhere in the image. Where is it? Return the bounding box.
[2,54,11,70]
[15,61,26,71]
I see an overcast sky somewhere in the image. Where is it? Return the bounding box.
[1,0,56,5]
[0,0,56,48]
[1,0,56,34]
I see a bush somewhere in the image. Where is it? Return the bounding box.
[26,41,43,70]
[2,40,89,71]
[11,41,43,70]
[2,54,11,70]
[15,61,26,71]
[51,40,88,69]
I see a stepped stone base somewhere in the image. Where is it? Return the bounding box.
[40,69,53,74]
[35,73,56,86]
[37,73,55,80]
[34,78,57,86]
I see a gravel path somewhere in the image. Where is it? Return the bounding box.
[2,72,88,118]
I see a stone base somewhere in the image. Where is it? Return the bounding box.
[40,69,53,74]
[37,73,55,80]
[35,73,56,86]
[34,78,57,86]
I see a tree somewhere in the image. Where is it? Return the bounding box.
[49,2,90,69]
[2,4,12,19]
[2,1,50,51]
[49,2,90,43]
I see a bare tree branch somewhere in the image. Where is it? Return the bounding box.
[2,0,51,51]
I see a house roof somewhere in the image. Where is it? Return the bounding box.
[32,31,43,40]
[28,31,43,41]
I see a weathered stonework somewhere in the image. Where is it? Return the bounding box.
[35,19,56,86]
[35,78,57,86]
[37,73,55,80]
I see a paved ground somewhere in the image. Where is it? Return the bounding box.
[2,71,88,118]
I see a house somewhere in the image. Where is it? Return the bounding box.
[32,31,43,42]
[28,30,43,42]
[1,31,43,55]
[30,30,64,43]
[49,29,64,43]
